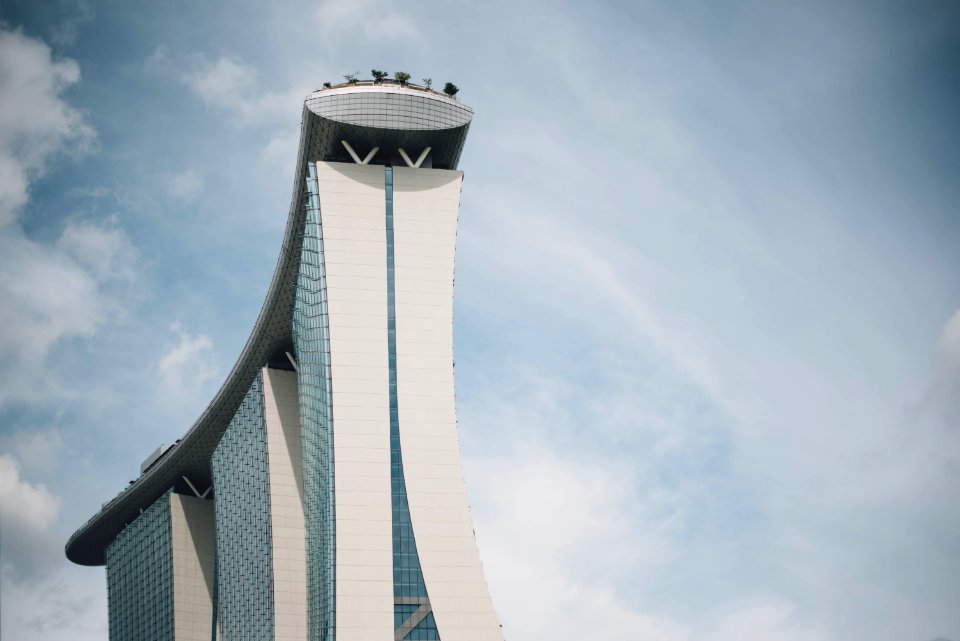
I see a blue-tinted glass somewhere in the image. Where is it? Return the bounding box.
[405,612,440,640]
[395,604,419,628]
[105,490,174,641]
[294,162,336,641]
[211,373,275,641]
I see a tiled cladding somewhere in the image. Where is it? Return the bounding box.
[294,163,336,641]
[169,494,217,641]
[105,490,174,641]
[391,167,503,640]
[306,89,472,131]
[386,164,439,640]
[384,167,427,611]
[263,368,309,641]
[210,373,275,641]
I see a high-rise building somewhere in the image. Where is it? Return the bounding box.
[65,79,502,641]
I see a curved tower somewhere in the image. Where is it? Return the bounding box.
[66,81,502,641]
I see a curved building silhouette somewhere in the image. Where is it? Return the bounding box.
[66,81,502,641]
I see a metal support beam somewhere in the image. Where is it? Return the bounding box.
[395,598,433,641]
[341,140,379,164]
[285,351,298,372]
[182,475,203,498]
[397,146,431,168]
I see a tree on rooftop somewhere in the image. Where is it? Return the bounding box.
[443,82,459,97]
[394,71,411,85]
[422,78,432,89]
[343,71,359,84]
[371,69,388,84]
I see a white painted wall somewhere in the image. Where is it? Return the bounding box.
[264,367,308,641]
[170,493,217,641]
[316,161,394,640]
[392,167,503,641]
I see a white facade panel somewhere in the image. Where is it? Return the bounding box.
[316,161,394,640]
[169,493,217,641]
[263,367,308,641]
[392,166,502,640]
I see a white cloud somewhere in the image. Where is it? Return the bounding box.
[0,28,94,227]
[0,451,107,641]
[939,309,960,366]
[0,429,62,476]
[166,168,203,200]
[462,374,827,641]
[0,218,137,404]
[705,596,827,641]
[57,217,137,281]
[924,308,960,430]
[0,28,136,405]
[0,454,59,539]
[0,453,61,574]
[316,0,420,43]
[147,46,310,126]
[156,321,217,403]
[48,1,95,48]
[181,55,256,108]
[0,564,107,641]
[459,362,699,641]
[261,129,299,172]
[470,450,687,641]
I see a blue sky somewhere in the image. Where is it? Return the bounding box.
[1,1,958,639]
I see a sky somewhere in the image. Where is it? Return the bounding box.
[0,0,958,639]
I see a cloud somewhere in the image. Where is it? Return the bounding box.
[0,450,107,640]
[261,129,300,172]
[0,453,61,575]
[0,28,95,228]
[181,55,256,108]
[47,0,95,48]
[469,449,687,641]
[923,308,960,429]
[0,27,136,406]
[938,309,960,367]
[461,365,828,641]
[166,168,203,201]
[0,218,137,404]
[57,217,137,282]
[457,27,960,627]
[146,46,310,126]
[315,0,420,43]
[0,428,63,476]
[156,321,217,403]
[705,596,826,641]
[459,361,700,641]
[0,564,107,641]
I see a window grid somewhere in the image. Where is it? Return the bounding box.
[210,373,275,641]
[405,612,440,640]
[105,490,174,641]
[294,161,337,641]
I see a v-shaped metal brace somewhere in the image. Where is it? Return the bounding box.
[398,147,432,168]
[341,140,379,164]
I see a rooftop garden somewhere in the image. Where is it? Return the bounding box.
[319,70,460,98]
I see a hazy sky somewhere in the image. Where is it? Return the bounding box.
[1,1,958,640]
